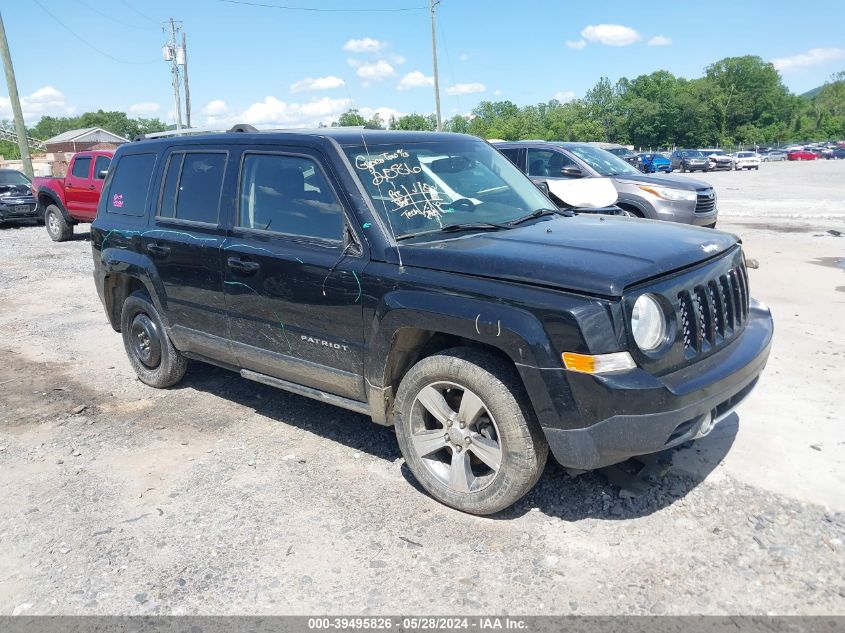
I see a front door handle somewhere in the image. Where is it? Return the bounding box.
[227,256,260,274]
[146,243,171,257]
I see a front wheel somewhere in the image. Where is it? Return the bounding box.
[44,204,72,241]
[394,348,548,515]
[120,291,187,388]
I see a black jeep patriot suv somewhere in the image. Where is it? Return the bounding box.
[91,127,773,514]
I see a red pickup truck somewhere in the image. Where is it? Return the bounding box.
[34,150,113,241]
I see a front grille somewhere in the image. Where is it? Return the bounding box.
[677,261,749,357]
[695,188,716,213]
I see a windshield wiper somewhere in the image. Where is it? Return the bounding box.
[395,222,512,241]
[509,207,571,226]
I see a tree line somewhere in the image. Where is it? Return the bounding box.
[335,56,845,149]
[1,55,842,161]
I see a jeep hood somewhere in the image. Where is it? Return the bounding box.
[398,215,738,297]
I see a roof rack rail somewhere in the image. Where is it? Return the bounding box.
[133,123,261,142]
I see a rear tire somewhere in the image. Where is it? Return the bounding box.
[120,291,187,388]
[45,204,72,241]
[394,348,548,515]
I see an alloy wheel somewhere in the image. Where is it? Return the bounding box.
[408,381,503,494]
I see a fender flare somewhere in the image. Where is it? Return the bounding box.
[99,245,171,333]
[36,187,72,223]
[365,289,567,428]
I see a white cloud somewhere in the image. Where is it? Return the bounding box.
[581,24,641,46]
[343,37,387,53]
[356,60,395,82]
[389,53,406,65]
[772,47,845,72]
[647,35,672,47]
[290,75,346,93]
[202,99,229,117]
[397,70,434,91]
[0,85,75,123]
[359,106,404,123]
[128,102,160,116]
[494,90,502,96]
[446,82,486,96]
[566,39,587,50]
[553,91,576,103]
[459,53,469,62]
[239,96,353,127]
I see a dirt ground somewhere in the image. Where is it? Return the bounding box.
[0,160,843,616]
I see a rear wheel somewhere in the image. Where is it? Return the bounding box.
[44,204,72,241]
[394,348,548,515]
[120,291,187,388]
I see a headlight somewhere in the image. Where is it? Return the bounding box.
[638,185,697,202]
[631,294,667,352]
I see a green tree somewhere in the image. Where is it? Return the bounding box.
[391,113,435,131]
[332,109,367,127]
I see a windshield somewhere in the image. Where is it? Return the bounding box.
[681,150,705,158]
[0,171,31,186]
[567,145,640,177]
[343,140,553,239]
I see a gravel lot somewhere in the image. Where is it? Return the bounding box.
[0,160,843,616]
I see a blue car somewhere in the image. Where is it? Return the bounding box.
[637,153,672,173]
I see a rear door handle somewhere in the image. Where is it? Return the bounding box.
[88,184,95,190]
[146,243,171,257]
[227,256,260,274]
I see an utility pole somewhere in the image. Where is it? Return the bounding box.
[181,32,191,128]
[429,0,442,131]
[0,10,33,177]
[165,18,183,130]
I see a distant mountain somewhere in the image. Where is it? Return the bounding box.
[801,85,823,99]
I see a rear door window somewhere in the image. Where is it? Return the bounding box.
[71,157,92,179]
[158,151,227,224]
[527,149,576,177]
[498,148,523,171]
[106,153,157,216]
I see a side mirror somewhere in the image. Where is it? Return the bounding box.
[97,170,108,179]
[534,181,550,196]
[560,166,584,178]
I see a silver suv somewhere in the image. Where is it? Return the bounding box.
[495,141,718,228]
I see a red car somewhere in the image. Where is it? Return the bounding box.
[787,149,819,161]
[33,150,114,241]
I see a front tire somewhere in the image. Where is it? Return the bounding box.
[120,291,187,388]
[394,348,548,515]
[44,204,72,241]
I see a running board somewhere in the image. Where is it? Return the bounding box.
[240,369,371,416]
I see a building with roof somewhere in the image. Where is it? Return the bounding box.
[44,127,129,153]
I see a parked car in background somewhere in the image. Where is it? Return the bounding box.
[33,150,114,241]
[670,150,710,173]
[91,127,771,514]
[496,141,718,227]
[636,152,672,173]
[590,143,640,168]
[730,151,761,170]
[762,150,788,162]
[787,149,819,161]
[701,149,732,171]
[0,169,40,227]
[825,147,845,159]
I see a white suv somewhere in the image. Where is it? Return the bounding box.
[731,151,761,171]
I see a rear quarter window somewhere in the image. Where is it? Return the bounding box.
[105,153,157,216]
[158,151,227,224]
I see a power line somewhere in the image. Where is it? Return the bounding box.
[33,0,158,65]
[217,0,426,12]
[120,0,159,25]
[73,0,157,30]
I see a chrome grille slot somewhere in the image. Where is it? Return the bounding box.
[695,188,716,213]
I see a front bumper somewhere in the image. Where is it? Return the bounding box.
[544,299,773,470]
[0,198,39,221]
